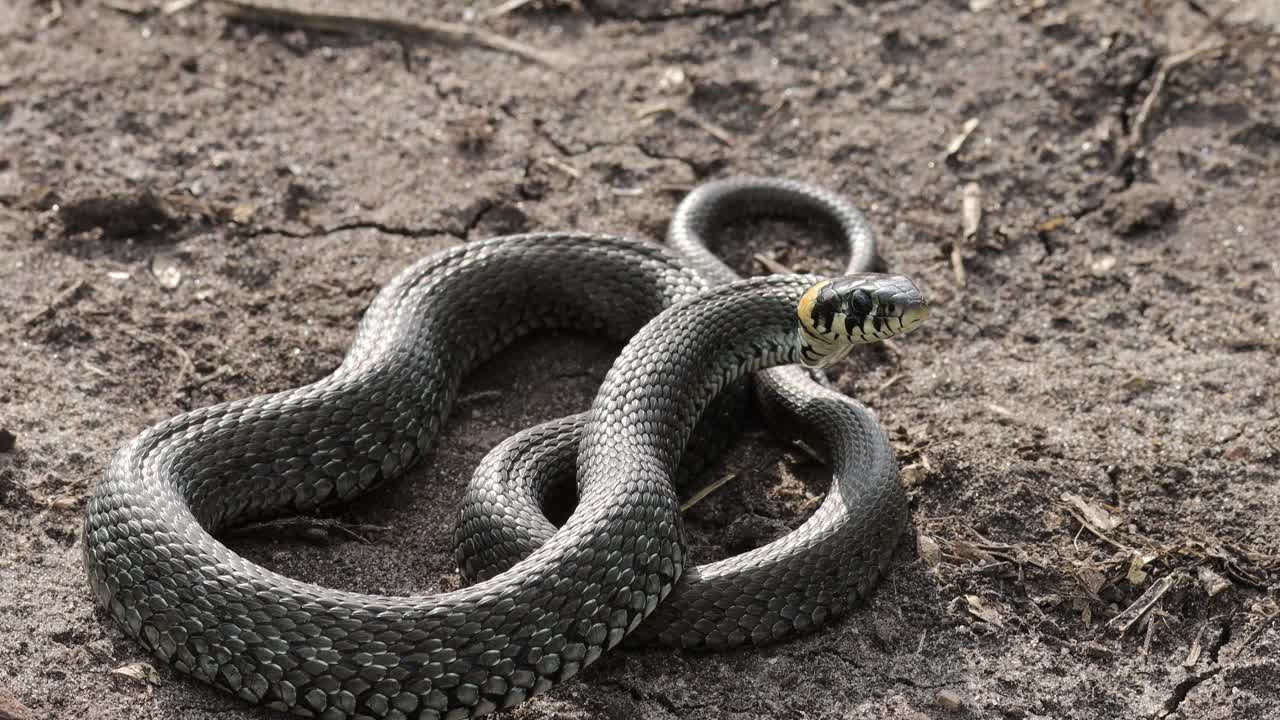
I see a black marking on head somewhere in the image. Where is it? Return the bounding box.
[810,283,842,334]
[848,289,872,318]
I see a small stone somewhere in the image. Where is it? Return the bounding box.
[657,66,687,93]
[231,204,256,224]
[0,429,15,452]
[1089,255,1117,275]
[935,689,965,712]
[149,255,182,290]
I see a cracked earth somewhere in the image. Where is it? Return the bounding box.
[1,1,1278,719]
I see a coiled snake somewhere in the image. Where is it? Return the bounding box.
[84,178,927,719]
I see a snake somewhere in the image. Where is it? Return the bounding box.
[83,177,928,720]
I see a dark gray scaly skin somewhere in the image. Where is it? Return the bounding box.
[83,179,918,719]
[456,178,908,648]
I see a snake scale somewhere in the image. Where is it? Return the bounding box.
[83,178,927,719]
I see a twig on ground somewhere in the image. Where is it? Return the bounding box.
[228,516,392,544]
[82,360,111,377]
[100,0,152,16]
[482,0,536,19]
[119,326,195,391]
[541,156,581,179]
[1233,607,1279,660]
[790,439,826,464]
[944,117,980,161]
[753,253,794,275]
[1111,42,1227,174]
[655,183,695,195]
[1063,505,1133,552]
[875,374,901,394]
[680,472,737,512]
[1108,572,1180,635]
[215,0,571,69]
[22,279,91,327]
[962,182,982,240]
[458,389,503,404]
[952,182,981,287]
[40,0,64,29]
[1141,610,1159,655]
[1182,622,1207,667]
[1188,2,1245,46]
[635,102,736,146]
[163,0,203,14]
[679,113,736,146]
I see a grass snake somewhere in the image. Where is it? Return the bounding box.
[83,177,928,719]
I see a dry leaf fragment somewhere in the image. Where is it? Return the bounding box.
[1197,566,1231,597]
[1126,551,1156,585]
[918,533,942,568]
[963,594,1004,627]
[46,496,80,512]
[1037,216,1067,233]
[231,204,256,224]
[900,462,929,487]
[1077,567,1108,596]
[111,662,162,686]
[1062,492,1121,531]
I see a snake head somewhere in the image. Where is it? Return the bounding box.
[796,273,928,368]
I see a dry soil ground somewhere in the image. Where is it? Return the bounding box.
[1,1,1278,719]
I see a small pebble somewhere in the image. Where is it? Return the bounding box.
[936,689,965,713]
[0,429,15,452]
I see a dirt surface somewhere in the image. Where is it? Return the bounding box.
[2,1,1278,719]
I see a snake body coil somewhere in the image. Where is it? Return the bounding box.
[84,179,926,719]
